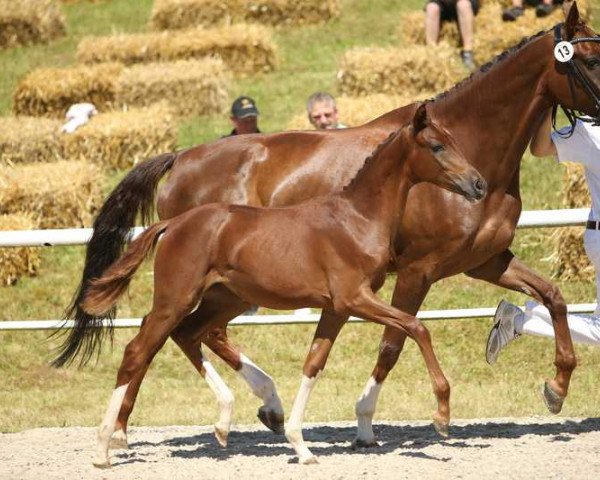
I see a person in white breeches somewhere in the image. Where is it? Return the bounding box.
[486,109,600,363]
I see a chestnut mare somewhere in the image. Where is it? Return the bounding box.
[59,3,599,452]
[82,104,485,467]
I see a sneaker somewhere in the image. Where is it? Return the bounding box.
[502,6,524,21]
[535,3,554,17]
[460,50,477,72]
[486,300,523,364]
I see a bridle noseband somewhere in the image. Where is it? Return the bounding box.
[552,23,600,137]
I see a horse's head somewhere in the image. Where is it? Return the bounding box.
[546,1,600,118]
[405,103,486,202]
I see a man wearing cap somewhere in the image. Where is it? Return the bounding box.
[226,96,261,137]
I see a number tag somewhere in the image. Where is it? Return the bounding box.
[554,41,574,62]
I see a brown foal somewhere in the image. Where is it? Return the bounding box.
[60,2,600,452]
[81,104,486,467]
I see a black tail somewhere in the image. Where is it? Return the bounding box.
[52,152,177,368]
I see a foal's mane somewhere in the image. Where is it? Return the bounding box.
[435,28,550,101]
[342,123,408,192]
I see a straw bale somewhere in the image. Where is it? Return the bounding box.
[115,59,231,117]
[286,92,435,131]
[150,0,340,30]
[13,63,123,118]
[0,214,41,286]
[60,104,177,169]
[0,0,66,49]
[0,116,63,165]
[553,163,593,280]
[553,227,594,281]
[337,43,466,97]
[0,161,103,228]
[76,24,278,75]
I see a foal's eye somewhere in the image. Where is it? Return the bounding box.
[431,144,445,153]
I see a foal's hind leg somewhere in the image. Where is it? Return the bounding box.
[348,286,451,437]
[466,250,576,413]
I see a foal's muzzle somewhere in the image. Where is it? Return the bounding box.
[462,175,487,202]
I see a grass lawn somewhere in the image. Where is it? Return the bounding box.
[1,0,599,433]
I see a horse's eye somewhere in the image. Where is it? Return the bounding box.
[431,144,445,153]
[585,57,600,69]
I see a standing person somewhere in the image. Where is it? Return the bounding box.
[502,0,562,22]
[225,95,261,137]
[424,0,479,71]
[306,92,347,130]
[486,109,600,364]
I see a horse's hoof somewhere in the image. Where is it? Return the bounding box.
[257,406,285,435]
[299,455,319,465]
[109,430,129,450]
[92,458,111,469]
[214,425,229,447]
[350,437,379,450]
[541,381,564,414]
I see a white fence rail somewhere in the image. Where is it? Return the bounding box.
[0,208,591,248]
[0,208,593,331]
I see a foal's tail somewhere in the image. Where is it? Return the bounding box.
[53,152,176,368]
[80,221,169,318]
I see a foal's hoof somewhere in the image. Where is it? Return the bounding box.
[299,455,319,465]
[433,420,450,438]
[109,430,129,450]
[350,437,379,450]
[92,457,111,469]
[214,425,229,447]
[257,406,285,435]
[541,381,564,414]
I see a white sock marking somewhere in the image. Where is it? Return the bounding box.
[355,376,382,444]
[94,383,129,467]
[238,354,283,415]
[285,375,318,462]
[202,359,234,432]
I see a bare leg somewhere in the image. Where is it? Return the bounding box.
[349,286,451,437]
[424,2,441,46]
[456,0,474,51]
[285,311,347,464]
[466,250,577,412]
[354,266,431,446]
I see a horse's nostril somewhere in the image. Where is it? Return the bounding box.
[475,179,484,192]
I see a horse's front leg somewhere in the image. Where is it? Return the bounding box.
[354,266,432,447]
[285,310,347,464]
[466,249,577,412]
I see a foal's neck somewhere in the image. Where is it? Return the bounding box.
[341,131,413,228]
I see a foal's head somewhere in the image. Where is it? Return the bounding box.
[404,103,487,202]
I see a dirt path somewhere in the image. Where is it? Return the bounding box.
[2,417,600,479]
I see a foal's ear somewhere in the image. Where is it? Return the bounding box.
[563,1,580,41]
[412,103,428,134]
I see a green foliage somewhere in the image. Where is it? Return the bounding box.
[1,0,600,432]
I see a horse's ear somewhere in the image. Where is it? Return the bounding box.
[412,103,428,134]
[563,1,579,40]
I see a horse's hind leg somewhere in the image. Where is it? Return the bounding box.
[285,309,347,464]
[466,249,576,413]
[355,268,432,446]
[348,286,451,437]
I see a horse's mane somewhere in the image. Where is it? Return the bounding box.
[342,126,406,192]
[435,28,550,101]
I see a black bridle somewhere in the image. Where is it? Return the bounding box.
[552,23,600,137]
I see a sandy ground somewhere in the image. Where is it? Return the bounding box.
[1,417,600,479]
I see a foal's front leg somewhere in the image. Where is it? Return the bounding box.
[349,286,451,436]
[466,249,577,412]
[354,267,432,446]
[285,310,347,464]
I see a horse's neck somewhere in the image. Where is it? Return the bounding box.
[433,33,554,180]
[341,135,412,227]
